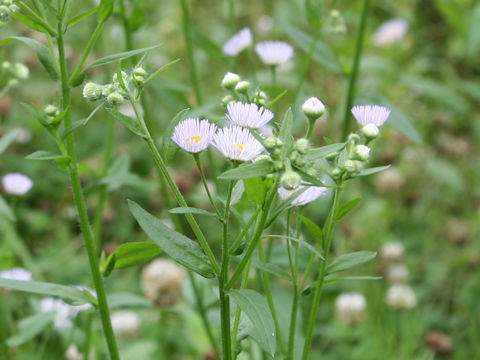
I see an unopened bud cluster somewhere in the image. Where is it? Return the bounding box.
[43,104,60,125]
[325,9,347,36]
[1,61,29,88]
[221,72,267,107]
[0,0,18,26]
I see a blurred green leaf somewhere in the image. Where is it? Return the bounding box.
[105,108,147,138]
[467,4,480,59]
[297,214,323,245]
[169,207,217,217]
[67,7,97,28]
[327,251,377,275]
[7,312,56,347]
[355,165,390,177]
[192,27,224,61]
[26,150,70,162]
[230,181,245,205]
[218,162,274,180]
[279,108,293,158]
[0,129,19,155]
[61,102,104,139]
[107,292,152,308]
[244,178,267,205]
[0,196,15,222]
[97,0,115,21]
[128,200,216,278]
[113,242,162,269]
[229,289,277,356]
[425,158,465,193]
[159,108,189,164]
[251,259,291,282]
[335,198,361,220]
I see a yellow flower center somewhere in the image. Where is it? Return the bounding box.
[187,136,202,144]
[230,143,244,151]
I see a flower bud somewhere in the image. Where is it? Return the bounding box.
[112,71,129,87]
[331,167,341,177]
[133,66,147,77]
[362,123,379,139]
[0,5,10,20]
[107,92,124,106]
[335,292,366,325]
[273,160,284,170]
[254,154,271,163]
[7,78,18,87]
[141,259,185,306]
[221,72,240,90]
[302,96,325,121]
[386,264,409,284]
[347,133,360,143]
[8,3,18,13]
[353,145,370,161]
[280,171,301,190]
[234,80,250,94]
[295,138,310,154]
[102,84,115,97]
[221,95,235,105]
[343,160,356,173]
[1,61,11,70]
[264,136,277,149]
[13,63,29,79]
[325,151,338,161]
[380,241,405,263]
[82,82,103,101]
[44,104,58,117]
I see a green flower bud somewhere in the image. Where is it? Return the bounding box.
[235,80,250,94]
[325,151,338,161]
[273,160,284,170]
[294,156,306,167]
[344,160,356,173]
[362,123,379,139]
[0,6,10,20]
[280,171,301,190]
[13,63,29,79]
[102,84,115,97]
[43,104,58,117]
[353,145,370,161]
[295,138,310,154]
[331,167,341,177]
[7,78,18,87]
[113,71,129,87]
[302,97,326,121]
[347,133,360,143]
[254,155,271,163]
[83,82,103,101]
[8,4,18,13]
[107,92,125,106]
[264,136,277,149]
[221,95,235,106]
[289,150,299,163]
[133,66,147,77]
[221,72,240,90]
[1,61,11,70]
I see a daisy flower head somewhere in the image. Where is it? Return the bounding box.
[226,102,274,129]
[277,184,327,206]
[222,28,253,57]
[171,118,217,154]
[0,267,32,281]
[213,126,264,162]
[351,105,391,127]
[255,41,294,66]
[373,18,408,47]
[2,173,33,195]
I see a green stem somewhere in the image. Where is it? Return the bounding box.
[82,312,94,360]
[229,206,261,254]
[194,153,222,219]
[128,95,220,275]
[301,184,344,359]
[285,209,298,359]
[305,119,316,140]
[228,0,236,33]
[231,258,252,358]
[56,19,120,360]
[341,0,371,140]
[179,0,202,105]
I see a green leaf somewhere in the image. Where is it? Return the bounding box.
[304,143,346,161]
[244,178,267,205]
[12,13,51,35]
[61,102,104,139]
[159,108,189,164]
[327,251,377,275]
[128,200,215,278]
[281,23,343,73]
[107,292,152,309]
[105,107,147,138]
[264,235,324,260]
[67,7,97,28]
[143,58,181,87]
[7,312,56,347]
[278,108,293,158]
[113,242,162,269]
[98,0,115,21]
[229,289,277,356]
[168,207,216,217]
[0,279,91,305]
[265,187,309,228]
[0,37,59,81]
[100,251,116,277]
[335,198,361,220]
[297,214,322,246]
[251,259,291,282]
[25,150,70,162]
[355,165,390,177]
[70,45,161,87]
[0,196,15,222]
[0,129,19,155]
[230,181,245,205]
[467,4,480,59]
[218,162,274,180]
[324,275,382,284]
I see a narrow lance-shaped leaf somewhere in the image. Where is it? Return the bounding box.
[0,129,19,155]
[0,196,15,222]
[278,108,293,158]
[105,107,147,138]
[218,161,274,180]
[168,207,217,217]
[304,142,346,161]
[335,198,361,220]
[327,251,377,275]
[355,165,390,177]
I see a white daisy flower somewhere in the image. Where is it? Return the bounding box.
[171,118,217,153]
[351,105,391,127]
[277,184,327,206]
[226,102,274,129]
[255,41,294,66]
[222,28,253,57]
[0,267,32,281]
[373,18,408,47]
[212,126,264,162]
[2,173,33,195]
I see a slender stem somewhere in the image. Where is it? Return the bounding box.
[341,0,371,140]
[229,206,261,254]
[228,0,236,33]
[179,0,202,105]
[56,18,120,360]
[231,258,252,358]
[305,119,316,140]
[194,154,222,219]
[128,96,220,274]
[285,209,298,359]
[301,184,344,359]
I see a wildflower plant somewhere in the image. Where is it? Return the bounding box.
[0,1,414,359]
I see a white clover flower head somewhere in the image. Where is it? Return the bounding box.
[335,292,367,325]
[255,41,294,66]
[221,72,240,90]
[277,183,328,206]
[141,259,185,307]
[386,264,409,284]
[171,118,217,154]
[302,97,326,120]
[351,105,391,127]
[213,126,264,162]
[0,267,32,281]
[40,298,78,328]
[380,241,405,263]
[2,173,33,195]
[111,310,141,338]
[373,18,408,47]
[226,102,274,129]
[362,123,380,139]
[385,284,417,309]
[222,27,253,57]
[354,145,371,161]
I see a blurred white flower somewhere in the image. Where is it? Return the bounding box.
[380,241,405,263]
[373,18,408,47]
[386,264,409,284]
[13,127,32,144]
[171,118,217,153]
[255,41,294,66]
[141,259,185,306]
[0,267,32,281]
[65,345,82,360]
[226,102,274,129]
[277,184,327,206]
[375,168,406,194]
[335,292,367,325]
[40,298,78,328]
[111,310,141,338]
[385,284,417,309]
[256,15,274,35]
[213,126,264,161]
[222,28,253,57]
[2,173,33,195]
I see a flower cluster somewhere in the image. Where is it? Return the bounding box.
[0,0,18,27]
[221,72,268,107]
